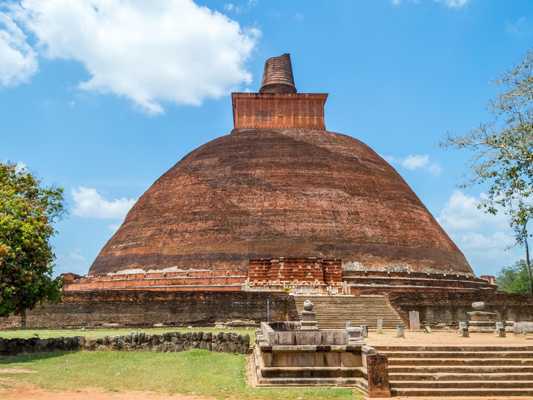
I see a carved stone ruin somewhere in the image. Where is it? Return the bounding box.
[396,324,405,338]
[361,324,369,338]
[495,321,506,337]
[300,299,318,331]
[467,301,497,333]
[253,318,391,397]
[514,321,533,335]
[347,326,364,344]
[458,321,469,337]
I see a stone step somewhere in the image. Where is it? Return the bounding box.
[391,388,533,397]
[383,351,533,359]
[376,346,533,352]
[256,376,362,386]
[388,358,533,366]
[294,295,404,329]
[389,365,533,374]
[391,380,533,389]
[390,372,533,381]
[260,366,363,378]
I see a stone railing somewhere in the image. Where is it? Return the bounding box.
[254,319,390,397]
[0,331,250,356]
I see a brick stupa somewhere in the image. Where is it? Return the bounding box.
[67,54,494,294]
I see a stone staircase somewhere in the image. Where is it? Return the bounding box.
[294,295,403,329]
[376,345,533,397]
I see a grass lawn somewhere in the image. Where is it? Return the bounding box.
[0,327,256,341]
[0,350,359,400]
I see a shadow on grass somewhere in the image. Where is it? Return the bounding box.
[0,351,73,365]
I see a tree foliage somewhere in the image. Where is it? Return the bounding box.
[443,50,533,293]
[497,260,531,295]
[0,162,64,317]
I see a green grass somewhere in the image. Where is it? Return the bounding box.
[0,327,256,341]
[0,350,359,400]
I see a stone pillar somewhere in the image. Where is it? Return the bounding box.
[396,324,405,338]
[300,299,318,331]
[495,321,506,337]
[458,321,469,337]
[377,318,384,334]
[408,311,420,331]
[361,325,369,338]
[363,346,391,398]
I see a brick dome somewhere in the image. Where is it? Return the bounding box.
[89,128,473,277]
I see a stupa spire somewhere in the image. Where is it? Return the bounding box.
[260,53,297,94]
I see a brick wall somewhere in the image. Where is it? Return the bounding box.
[388,291,533,327]
[248,257,342,286]
[0,290,298,329]
[64,270,246,292]
[231,93,328,129]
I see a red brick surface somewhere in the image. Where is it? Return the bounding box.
[248,257,342,285]
[232,93,327,129]
[89,128,472,278]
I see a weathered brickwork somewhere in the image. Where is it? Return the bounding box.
[88,52,474,287]
[248,257,342,286]
[389,291,533,327]
[90,128,473,278]
[344,270,496,295]
[0,291,299,329]
[64,270,246,292]
[231,93,327,129]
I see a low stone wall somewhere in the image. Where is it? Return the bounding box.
[389,291,533,327]
[0,336,83,356]
[85,331,250,354]
[0,331,250,356]
[0,290,298,329]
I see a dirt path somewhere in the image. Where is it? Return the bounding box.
[0,384,214,400]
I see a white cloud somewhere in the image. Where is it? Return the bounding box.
[392,0,469,8]
[55,250,88,275]
[384,154,442,176]
[437,0,469,8]
[0,12,37,87]
[72,187,135,219]
[224,3,239,13]
[9,0,259,114]
[438,190,521,275]
[438,190,507,231]
[401,154,429,170]
[223,0,258,14]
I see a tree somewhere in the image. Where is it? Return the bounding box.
[443,50,533,294]
[0,162,64,323]
[497,260,531,295]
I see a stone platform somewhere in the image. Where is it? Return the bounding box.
[252,313,391,398]
[367,330,533,397]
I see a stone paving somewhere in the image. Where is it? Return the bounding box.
[367,329,533,346]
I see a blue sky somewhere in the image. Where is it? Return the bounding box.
[1,0,531,276]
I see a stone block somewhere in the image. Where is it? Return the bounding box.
[377,318,383,334]
[395,324,405,338]
[409,310,420,330]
